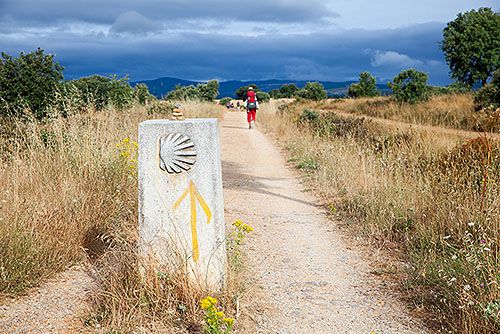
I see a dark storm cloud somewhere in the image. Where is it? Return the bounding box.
[0,20,451,84]
[0,0,339,24]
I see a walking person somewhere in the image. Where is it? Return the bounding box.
[245,86,258,129]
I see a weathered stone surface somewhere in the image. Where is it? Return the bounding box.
[138,119,226,289]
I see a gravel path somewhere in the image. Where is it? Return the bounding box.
[221,111,429,333]
[0,266,94,333]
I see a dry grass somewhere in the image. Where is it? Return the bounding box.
[0,100,249,332]
[320,94,500,133]
[260,99,500,334]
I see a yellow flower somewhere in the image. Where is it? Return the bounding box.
[224,317,234,326]
[242,223,254,232]
[233,219,243,228]
[200,296,218,310]
[215,311,224,319]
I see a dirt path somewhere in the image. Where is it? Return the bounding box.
[0,266,94,334]
[221,111,429,333]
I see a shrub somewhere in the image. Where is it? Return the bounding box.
[256,91,270,103]
[219,97,232,105]
[347,72,379,98]
[166,80,219,102]
[296,82,328,101]
[474,69,500,110]
[134,83,155,105]
[299,109,319,123]
[0,48,64,119]
[68,75,135,111]
[389,69,430,104]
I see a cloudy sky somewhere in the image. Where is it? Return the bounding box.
[0,1,497,84]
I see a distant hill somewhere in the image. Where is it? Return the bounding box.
[131,77,391,98]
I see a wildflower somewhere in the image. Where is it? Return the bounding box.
[200,296,218,310]
[215,311,224,319]
[464,284,471,291]
[224,318,234,326]
[242,223,254,233]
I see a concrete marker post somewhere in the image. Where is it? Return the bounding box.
[138,118,226,289]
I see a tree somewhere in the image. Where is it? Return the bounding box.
[235,84,259,100]
[0,48,64,118]
[279,84,299,98]
[197,80,219,101]
[347,71,379,98]
[441,8,500,87]
[388,69,430,104]
[134,83,155,105]
[296,82,328,100]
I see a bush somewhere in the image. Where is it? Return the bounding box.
[166,80,219,102]
[68,75,135,111]
[299,109,319,123]
[256,91,270,103]
[134,83,155,105]
[296,82,328,101]
[0,48,64,119]
[474,69,500,110]
[347,72,379,98]
[389,69,430,104]
[277,84,299,98]
[428,82,473,96]
[219,97,232,105]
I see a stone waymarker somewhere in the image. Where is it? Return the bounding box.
[138,119,226,289]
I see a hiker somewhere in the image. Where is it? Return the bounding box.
[245,86,258,129]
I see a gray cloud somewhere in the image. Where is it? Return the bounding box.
[0,20,451,84]
[0,0,339,24]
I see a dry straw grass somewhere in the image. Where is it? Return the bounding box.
[0,100,247,332]
[321,94,500,132]
[260,99,499,334]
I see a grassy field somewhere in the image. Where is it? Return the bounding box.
[259,98,499,334]
[0,101,247,332]
[320,94,500,133]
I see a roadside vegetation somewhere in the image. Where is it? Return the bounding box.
[259,95,499,333]
[0,48,252,332]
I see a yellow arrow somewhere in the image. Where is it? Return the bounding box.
[173,180,212,262]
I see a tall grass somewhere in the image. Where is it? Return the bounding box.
[321,94,500,132]
[260,100,499,333]
[0,100,246,331]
